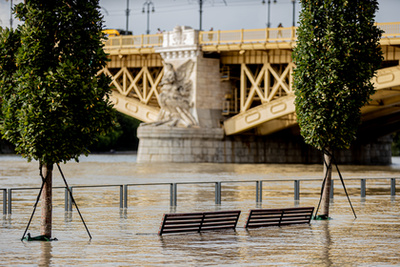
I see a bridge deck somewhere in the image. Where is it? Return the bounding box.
[104,22,400,54]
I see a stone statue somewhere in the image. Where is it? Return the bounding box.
[149,59,198,127]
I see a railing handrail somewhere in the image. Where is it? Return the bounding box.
[103,22,400,51]
[2,176,397,215]
[2,176,399,190]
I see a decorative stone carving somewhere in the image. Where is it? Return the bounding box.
[145,59,198,127]
[165,25,197,47]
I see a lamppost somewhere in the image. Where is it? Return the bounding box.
[292,0,296,27]
[262,0,277,28]
[199,0,204,31]
[142,0,155,34]
[125,0,130,35]
[9,0,13,29]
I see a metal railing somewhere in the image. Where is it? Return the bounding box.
[103,22,400,51]
[1,177,397,215]
[103,33,162,50]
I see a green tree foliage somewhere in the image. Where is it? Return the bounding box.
[293,0,383,151]
[0,0,115,165]
[293,0,383,218]
[89,112,141,152]
[391,132,400,156]
[0,0,115,238]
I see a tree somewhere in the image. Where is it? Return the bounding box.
[293,0,383,218]
[0,0,115,238]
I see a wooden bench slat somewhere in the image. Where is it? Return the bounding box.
[162,224,202,229]
[163,215,204,219]
[163,219,203,224]
[164,212,203,217]
[200,226,237,231]
[250,209,283,214]
[161,228,203,234]
[246,223,282,228]
[202,221,237,227]
[249,216,282,219]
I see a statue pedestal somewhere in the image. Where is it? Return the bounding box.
[137,125,224,163]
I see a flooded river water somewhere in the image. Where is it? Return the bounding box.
[1,154,400,266]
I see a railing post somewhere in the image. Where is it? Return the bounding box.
[123,185,128,209]
[215,182,221,204]
[2,189,7,215]
[68,187,73,211]
[256,181,263,203]
[391,178,396,196]
[217,30,220,45]
[291,26,296,42]
[65,187,69,212]
[119,185,124,209]
[330,179,334,199]
[361,179,366,198]
[294,180,300,201]
[170,183,177,207]
[7,189,12,214]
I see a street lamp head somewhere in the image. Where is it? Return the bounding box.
[152,6,155,12]
[274,0,277,3]
[142,7,145,13]
[262,0,265,4]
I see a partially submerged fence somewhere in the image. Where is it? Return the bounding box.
[1,177,397,215]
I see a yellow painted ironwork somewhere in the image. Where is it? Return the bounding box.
[239,63,294,112]
[225,65,400,136]
[98,66,163,122]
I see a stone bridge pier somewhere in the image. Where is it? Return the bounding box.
[137,26,227,163]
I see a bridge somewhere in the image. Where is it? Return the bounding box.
[100,22,400,164]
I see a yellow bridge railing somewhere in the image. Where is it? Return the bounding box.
[103,22,400,52]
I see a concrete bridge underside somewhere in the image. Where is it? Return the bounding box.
[100,51,400,140]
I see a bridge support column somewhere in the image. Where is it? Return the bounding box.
[137,26,226,163]
[137,126,224,163]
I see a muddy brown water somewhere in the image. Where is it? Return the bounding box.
[1,154,399,266]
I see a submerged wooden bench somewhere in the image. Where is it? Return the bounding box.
[159,210,241,235]
[245,207,314,228]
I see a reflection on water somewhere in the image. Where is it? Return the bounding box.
[1,154,400,265]
[39,242,52,266]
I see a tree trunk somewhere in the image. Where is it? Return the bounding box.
[41,163,53,238]
[320,148,332,218]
